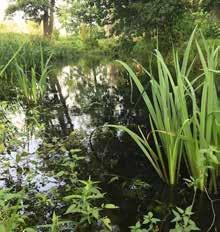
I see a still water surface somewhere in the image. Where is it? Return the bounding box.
[2,59,220,231]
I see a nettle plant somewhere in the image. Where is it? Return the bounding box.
[0,189,37,232]
[63,177,118,231]
[53,150,118,231]
[170,206,200,232]
[130,212,160,232]
[130,207,199,232]
[0,189,24,232]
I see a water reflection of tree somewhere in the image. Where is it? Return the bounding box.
[41,65,74,137]
[72,62,147,127]
[40,57,147,138]
[71,64,123,126]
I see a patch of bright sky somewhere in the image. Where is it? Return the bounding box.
[0,0,24,22]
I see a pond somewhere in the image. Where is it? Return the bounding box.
[2,56,220,231]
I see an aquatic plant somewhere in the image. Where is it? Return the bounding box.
[130,206,199,232]
[130,212,160,232]
[111,30,220,191]
[16,50,51,106]
[130,180,200,232]
[170,206,200,232]
[64,177,117,231]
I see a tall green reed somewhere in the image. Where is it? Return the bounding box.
[16,50,51,106]
[110,31,220,191]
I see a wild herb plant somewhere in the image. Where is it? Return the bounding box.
[64,177,117,231]
[38,146,118,231]
[130,212,160,232]
[36,212,74,232]
[111,30,220,191]
[170,206,200,232]
[130,205,199,231]
[0,189,26,232]
[50,213,60,232]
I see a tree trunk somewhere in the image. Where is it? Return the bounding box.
[43,11,50,37]
[48,0,55,36]
[43,0,55,37]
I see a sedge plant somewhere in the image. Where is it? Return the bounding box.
[110,30,220,191]
[16,49,51,107]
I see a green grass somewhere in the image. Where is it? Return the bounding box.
[0,33,80,75]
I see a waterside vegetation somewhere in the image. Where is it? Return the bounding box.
[1,0,220,231]
[112,30,220,192]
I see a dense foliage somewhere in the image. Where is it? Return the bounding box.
[62,0,185,37]
[0,0,220,231]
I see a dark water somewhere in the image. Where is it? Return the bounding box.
[2,58,220,231]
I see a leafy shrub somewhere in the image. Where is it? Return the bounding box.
[173,10,220,43]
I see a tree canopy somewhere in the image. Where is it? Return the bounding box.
[62,0,187,37]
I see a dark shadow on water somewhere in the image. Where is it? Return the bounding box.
[3,56,220,231]
[41,59,220,231]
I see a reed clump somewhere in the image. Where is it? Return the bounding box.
[111,30,220,192]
